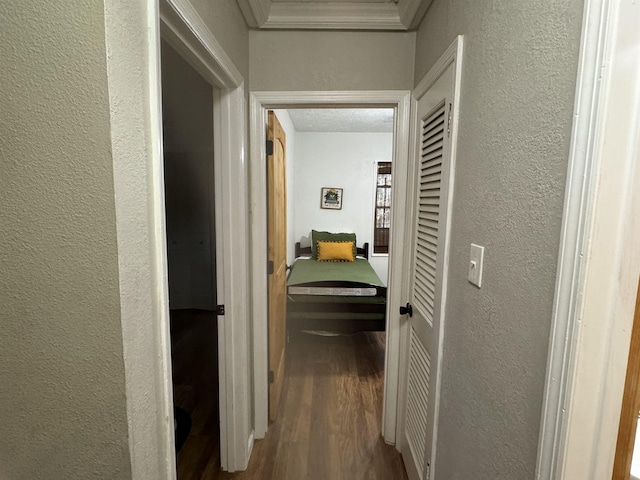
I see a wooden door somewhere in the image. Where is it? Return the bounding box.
[267,111,287,421]
[399,63,456,480]
[612,277,640,479]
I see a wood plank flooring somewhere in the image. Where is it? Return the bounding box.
[170,312,407,480]
[170,309,221,480]
[217,331,407,480]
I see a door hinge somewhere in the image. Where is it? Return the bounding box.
[425,461,431,479]
[268,370,275,383]
[447,103,452,137]
[266,140,274,156]
[216,304,225,316]
[267,260,274,275]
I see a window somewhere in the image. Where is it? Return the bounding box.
[374,162,392,254]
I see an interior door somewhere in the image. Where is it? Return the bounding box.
[267,110,287,421]
[399,63,456,480]
[612,277,640,479]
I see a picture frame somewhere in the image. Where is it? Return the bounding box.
[320,187,343,210]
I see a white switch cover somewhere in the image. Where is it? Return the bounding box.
[468,243,485,288]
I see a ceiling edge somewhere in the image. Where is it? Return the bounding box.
[237,0,271,27]
[265,3,405,30]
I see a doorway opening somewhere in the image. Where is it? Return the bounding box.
[253,107,406,476]
[160,40,221,478]
[249,92,412,455]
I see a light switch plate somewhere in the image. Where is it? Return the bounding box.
[468,243,485,288]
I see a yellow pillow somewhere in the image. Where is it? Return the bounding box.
[316,240,356,262]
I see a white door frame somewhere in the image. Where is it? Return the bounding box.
[107,0,251,475]
[159,0,252,472]
[536,0,640,477]
[249,91,411,442]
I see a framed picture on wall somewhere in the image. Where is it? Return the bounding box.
[320,187,343,210]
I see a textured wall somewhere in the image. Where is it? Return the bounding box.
[413,1,583,478]
[250,30,415,91]
[188,0,250,81]
[0,1,131,479]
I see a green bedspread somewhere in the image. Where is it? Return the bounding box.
[287,258,384,287]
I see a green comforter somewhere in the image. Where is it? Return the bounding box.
[287,258,384,287]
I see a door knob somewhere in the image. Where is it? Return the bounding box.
[399,303,413,317]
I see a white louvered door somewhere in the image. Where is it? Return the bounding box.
[399,61,456,480]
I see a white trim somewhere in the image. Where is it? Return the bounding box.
[236,0,428,30]
[105,0,176,477]
[212,84,252,472]
[537,0,640,478]
[235,0,270,27]
[159,0,242,88]
[249,91,411,442]
[265,3,404,30]
[145,0,252,471]
[397,0,434,30]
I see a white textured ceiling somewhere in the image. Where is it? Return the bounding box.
[286,108,394,133]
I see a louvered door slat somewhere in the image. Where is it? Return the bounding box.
[405,327,432,477]
[402,58,457,480]
[413,102,445,328]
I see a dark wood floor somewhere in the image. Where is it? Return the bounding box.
[170,309,221,480]
[217,331,407,480]
[171,313,407,480]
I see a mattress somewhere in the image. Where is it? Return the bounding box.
[287,258,385,297]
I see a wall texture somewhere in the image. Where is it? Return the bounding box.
[0,1,131,479]
[188,0,250,81]
[250,30,416,91]
[413,1,584,478]
[293,132,393,283]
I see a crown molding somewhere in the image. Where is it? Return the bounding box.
[236,0,270,27]
[398,0,433,30]
[237,0,430,30]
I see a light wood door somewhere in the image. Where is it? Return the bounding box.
[399,63,456,480]
[267,111,287,422]
[612,277,640,480]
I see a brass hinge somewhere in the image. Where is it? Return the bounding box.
[447,103,452,137]
[268,370,275,383]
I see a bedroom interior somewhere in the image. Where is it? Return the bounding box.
[244,108,406,477]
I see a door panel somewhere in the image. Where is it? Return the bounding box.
[400,63,455,480]
[267,111,287,422]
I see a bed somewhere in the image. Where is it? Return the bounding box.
[286,233,387,334]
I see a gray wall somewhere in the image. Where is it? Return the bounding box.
[414,1,583,478]
[189,0,250,81]
[250,30,416,91]
[0,1,131,479]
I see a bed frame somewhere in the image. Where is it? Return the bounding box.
[287,242,386,333]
